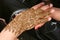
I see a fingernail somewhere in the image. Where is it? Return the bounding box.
[48,17,51,21]
[50,4,53,7]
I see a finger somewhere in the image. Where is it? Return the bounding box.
[35,23,45,30]
[45,16,52,21]
[40,4,53,11]
[35,16,51,30]
[32,2,45,10]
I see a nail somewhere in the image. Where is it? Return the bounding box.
[48,17,51,21]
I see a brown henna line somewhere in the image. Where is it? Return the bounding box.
[2,7,50,37]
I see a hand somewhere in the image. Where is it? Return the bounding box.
[32,2,53,30]
[0,2,52,40]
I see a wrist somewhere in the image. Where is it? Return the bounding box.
[0,29,16,40]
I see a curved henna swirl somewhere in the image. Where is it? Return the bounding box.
[1,7,50,37]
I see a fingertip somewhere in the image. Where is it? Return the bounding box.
[48,17,52,21]
[45,16,52,21]
[35,23,44,30]
[50,4,53,8]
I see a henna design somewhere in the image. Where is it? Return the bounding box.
[2,8,50,37]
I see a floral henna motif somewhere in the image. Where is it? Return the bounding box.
[2,7,50,37]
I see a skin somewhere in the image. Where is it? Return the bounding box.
[50,7,60,21]
[35,5,60,30]
[0,2,60,40]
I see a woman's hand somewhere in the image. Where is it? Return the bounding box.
[32,2,53,30]
[0,2,53,40]
[34,3,60,30]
